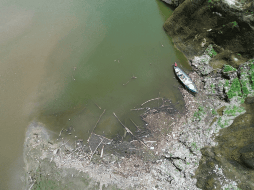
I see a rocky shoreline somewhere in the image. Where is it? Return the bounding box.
[23,0,254,189]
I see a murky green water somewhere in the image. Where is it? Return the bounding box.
[0,0,190,189]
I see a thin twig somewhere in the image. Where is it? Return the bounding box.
[87,109,106,143]
[90,137,103,161]
[28,181,36,190]
[113,112,133,135]
[123,81,129,86]
[141,98,160,107]
[100,145,104,158]
[130,118,140,131]
[113,112,148,148]
[59,128,64,137]
[59,139,70,148]
[94,102,101,110]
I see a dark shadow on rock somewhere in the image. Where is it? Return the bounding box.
[195,97,254,189]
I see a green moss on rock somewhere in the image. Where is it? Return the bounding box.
[223,65,237,73]
[223,105,245,116]
[227,78,242,99]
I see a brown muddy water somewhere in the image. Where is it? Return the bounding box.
[0,0,190,189]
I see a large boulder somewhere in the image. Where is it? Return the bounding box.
[164,0,254,65]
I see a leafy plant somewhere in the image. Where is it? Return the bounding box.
[231,21,238,28]
[238,97,245,104]
[193,106,205,121]
[223,65,237,73]
[224,105,245,116]
[207,48,217,57]
[212,109,217,115]
[217,117,229,128]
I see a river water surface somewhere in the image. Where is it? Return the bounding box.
[0,0,190,189]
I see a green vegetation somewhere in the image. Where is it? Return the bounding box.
[231,21,238,28]
[217,117,229,128]
[223,65,237,73]
[224,80,230,87]
[240,79,249,97]
[210,83,216,93]
[193,106,205,121]
[237,96,245,104]
[223,105,245,116]
[224,186,242,190]
[210,49,217,57]
[32,167,60,190]
[207,48,217,57]
[223,61,254,101]
[212,109,217,115]
[250,63,254,89]
[208,0,220,4]
[227,78,242,99]
[205,45,217,58]
[239,70,250,96]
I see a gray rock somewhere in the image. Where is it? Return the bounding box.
[192,55,213,76]
[161,0,185,7]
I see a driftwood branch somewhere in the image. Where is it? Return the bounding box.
[123,81,129,86]
[113,112,133,135]
[113,112,148,148]
[141,97,160,107]
[130,107,145,111]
